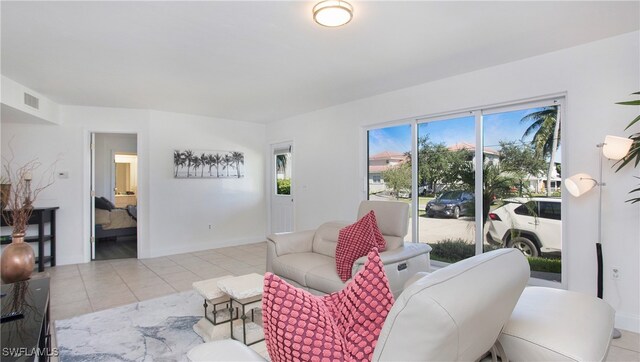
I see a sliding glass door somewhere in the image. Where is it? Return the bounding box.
[416,115,477,264]
[482,104,562,282]
[366,98,563,283]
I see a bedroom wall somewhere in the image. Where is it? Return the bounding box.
[1,105,267,264]
[94,133,137,202]
[266,31,640,332]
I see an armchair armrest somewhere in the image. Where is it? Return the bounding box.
[353,242,432,297]
[353,242,432,268]
[267,230,315,257]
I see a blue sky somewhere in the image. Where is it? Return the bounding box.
[368,107,562,160]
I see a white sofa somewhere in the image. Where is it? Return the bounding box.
[188,248,616,361]
[266,200,432,297]
[189,248,529,361]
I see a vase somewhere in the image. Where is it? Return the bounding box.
[0,233,35,284]
[0,183,10,210]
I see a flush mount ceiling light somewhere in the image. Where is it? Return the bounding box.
[313,0,353,27]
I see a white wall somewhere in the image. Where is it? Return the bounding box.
[1,107,150,264]
[1,75,60,124]
[147,110,267,257]
[1,106,267,264]
[266,31,640,332]
[95,133,137,202]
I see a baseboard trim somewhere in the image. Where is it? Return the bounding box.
[615,312,640,334]
[55,254,86,266]
[146,237,267,259]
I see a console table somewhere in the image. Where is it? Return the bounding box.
[1,207,58,272]
[1,277,52,361]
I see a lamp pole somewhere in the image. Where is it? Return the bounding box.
[595,142,622,339]
[595,143,605,299]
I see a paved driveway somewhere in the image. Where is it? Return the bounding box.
[408,215,480,244]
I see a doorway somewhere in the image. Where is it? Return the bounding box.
[91,133,138,260]
[270,142,294,233]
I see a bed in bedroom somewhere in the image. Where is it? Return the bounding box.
[95,197,137,240]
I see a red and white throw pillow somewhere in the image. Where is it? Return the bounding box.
[263,249,395,362]
[335,210,386,282]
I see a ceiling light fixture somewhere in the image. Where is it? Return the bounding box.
[313,0,353,27]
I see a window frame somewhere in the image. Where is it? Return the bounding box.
[363,94,567,289]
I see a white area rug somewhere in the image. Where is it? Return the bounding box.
[55,290,205,362]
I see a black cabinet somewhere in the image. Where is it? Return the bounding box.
[1,278,52,361]
[1,207,58,272]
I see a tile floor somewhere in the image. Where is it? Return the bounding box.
[39,242,267,321]
[33,241,640,361]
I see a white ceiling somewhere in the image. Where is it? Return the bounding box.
[2,1,638,123]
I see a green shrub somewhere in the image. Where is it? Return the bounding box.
[527,256,561,273]
[429,239,561,273]
[277,179,291,195]
[430,239,475,263]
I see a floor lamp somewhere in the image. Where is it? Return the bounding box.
[564,135,633,340]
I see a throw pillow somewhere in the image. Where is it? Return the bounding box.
[263,249,395,362]
[335,210,386,282]
[101,196,116,210]
[94,196,113,211]
[262,274,347,361]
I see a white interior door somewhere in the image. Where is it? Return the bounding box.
[90,132,96,259]
[271,142,294,233]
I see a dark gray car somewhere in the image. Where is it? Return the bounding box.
[425,191,474,219]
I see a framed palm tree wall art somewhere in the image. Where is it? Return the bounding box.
[173,149,245,178]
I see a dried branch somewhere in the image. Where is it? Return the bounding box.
[1,143,58,235]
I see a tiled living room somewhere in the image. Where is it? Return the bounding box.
[1,1,639,361]
[41,242,640,361]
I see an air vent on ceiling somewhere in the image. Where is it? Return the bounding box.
[24,92,40,110]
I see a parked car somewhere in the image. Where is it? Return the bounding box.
[425,191,474,219]
[486,197,561,258]
[417,185,432,196]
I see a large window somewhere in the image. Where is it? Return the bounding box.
[417,116,476,265]
[366,99,563,283]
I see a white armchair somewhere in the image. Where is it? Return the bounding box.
[188,249,615,361]
[188,249,529,361]
[266,200,432,297]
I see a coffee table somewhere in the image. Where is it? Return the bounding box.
[192,275,234,341]
[192,273,264,346]
[216,273,264,346]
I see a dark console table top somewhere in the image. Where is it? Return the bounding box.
[1,277,51,361]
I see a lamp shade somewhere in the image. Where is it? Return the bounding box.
[565,173,597,197]
[313,0,353,27]
[602,135,633,160]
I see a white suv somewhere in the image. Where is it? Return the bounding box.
[486,197,561,257]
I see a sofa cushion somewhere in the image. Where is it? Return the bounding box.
[373,249,529,361]
[311,221,346,258]
[187,339,266,361]
[336,211,386,281]
[263,249,394,362]
[357,201,408,250]
[499,287,615,362]
[270,252,334,287]
[305,263,346,294]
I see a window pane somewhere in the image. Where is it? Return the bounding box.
[367,125,413,237]
[539,201,561,220]
[417,116,476,263]
[483,106,562,282]
[275,152,291,195]
[367,125,412,199]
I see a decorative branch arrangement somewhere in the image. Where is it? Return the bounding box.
[2,149,57,235]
